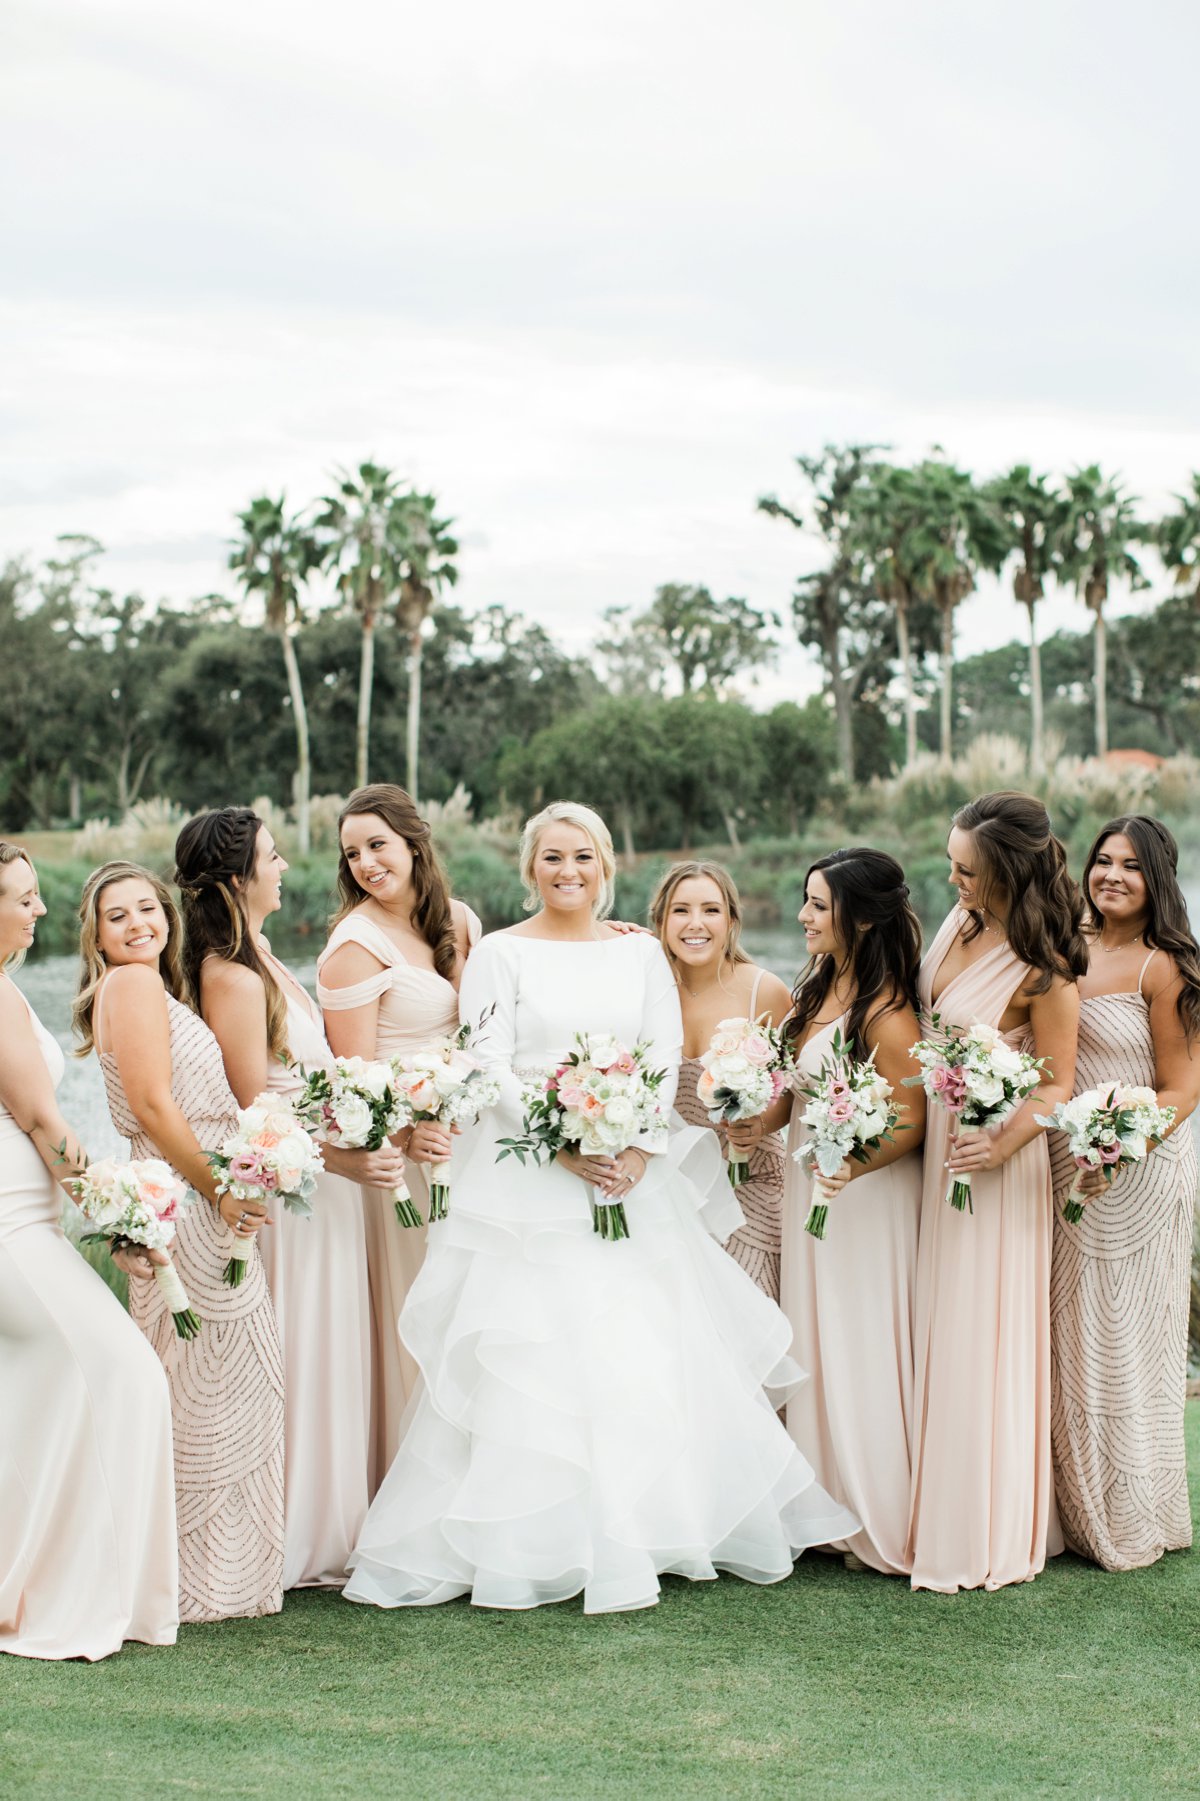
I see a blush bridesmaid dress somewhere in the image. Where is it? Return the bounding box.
[907,908,1057,1593]
[1,988,178,1660]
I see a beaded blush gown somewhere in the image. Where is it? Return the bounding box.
[1048,949,1197,1570]
[343,931,857,1615]
[0,988,178,1660]
[99,985,285,1622]
[781,1014,921,1576]
[674,969,784,1302]
[317,908,481,1495]
[258,947,371,1589]
[906,909,1057,1594]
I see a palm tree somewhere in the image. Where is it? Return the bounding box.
[981,466,1066,776]
[847,461,928,769]
[898,459,1008,765]
[229,495,320,852]
[1054,467,1147,757]
[392,490,459,802]
[758,443,881,783]
[1155,472,1200,603]
[314,461,405,789]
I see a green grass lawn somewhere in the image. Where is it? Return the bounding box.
[3,1407,1198,1801]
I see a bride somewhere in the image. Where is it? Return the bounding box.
[343,801,856,1614]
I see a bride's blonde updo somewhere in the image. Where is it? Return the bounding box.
[519,802,616,919]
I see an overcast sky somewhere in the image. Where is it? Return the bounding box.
[3,0,1198,701]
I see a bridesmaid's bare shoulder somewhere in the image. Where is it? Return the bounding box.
[750,966,792,1025]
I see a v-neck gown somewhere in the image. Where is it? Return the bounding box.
[317,909,480,1495]
[781,1015,921,1576]
[907,908,1057,1593]
[259,949,371,1589]
[0,989,178,1660]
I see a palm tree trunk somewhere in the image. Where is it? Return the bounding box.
[821,604,855,781]
[1026,599,1045,777]
[280,627,311,855]
[356,617,375,789]
[722,809,741,852]
[895,599,918,768]
[1094,606,1108,757]
[939,603,954,765]
[618,804,636,865]
[406,630,422,802]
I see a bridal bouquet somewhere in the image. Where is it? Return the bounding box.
[71,1156,200,1338]
[497,1032,668,1241]
[210,1096,325,1285]
[906,1017,1046,1212]
[696,1016,793,1188]
[390,1015,501,1221]
[794,1030,902,1240]
[1037,1085,1176,1223]
[294,1057,421,1227]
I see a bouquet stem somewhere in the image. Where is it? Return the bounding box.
[727,1152,749,1189]
[222,1236,253,1287]
[428,1159,451,1224]
[154,1260,201,1339]
[1062,1176,1086,1225]
[945,1171,974,1213]
[393,1184,424,1229]
[804,1200,829,1240]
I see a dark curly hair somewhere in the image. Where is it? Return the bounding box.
[953,791,1088,992]
[174,807,290,1061]
[786,847,923,1060]
[1081,814,1200,1045]
[334,785,457,982]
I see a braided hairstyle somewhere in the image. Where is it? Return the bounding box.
[1081,814,1200,1044]
[174,807,290,1060]
[786,847,923,1060]
[954,791,1087,991]
[334,785,458,982]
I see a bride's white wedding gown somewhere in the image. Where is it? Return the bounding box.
[343,931,856,1614]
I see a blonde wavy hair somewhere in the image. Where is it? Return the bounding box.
[648,860,751,973]
[73,861,187,1056]
[0,841,36,973]
[519,802,616,919]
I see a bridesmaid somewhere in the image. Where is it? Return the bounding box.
[0,844,177,1660]
[75,858,285,1622]
[317,785,479,1493]
[649,860,790,1299]
[176,808,402,1589]
[732,848,926,1575]
[1049,814,1200,1569]
[908,791,1086,1593]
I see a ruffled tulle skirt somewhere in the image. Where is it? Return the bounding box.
[343,1125,858,1614]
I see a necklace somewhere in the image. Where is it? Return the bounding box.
[677,972,724,1000]
[1097,930,1143,954]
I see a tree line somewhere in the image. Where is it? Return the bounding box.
[3,450,1199,847]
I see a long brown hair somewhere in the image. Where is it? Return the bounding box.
[954,791,1088,991]
[174,808,290,1060]
[786,847,922,1059]
[1081,814,1200,1044]
[335,784,457,982]
[649,860,752,976]
[73,861,187,1056]
[0,841,35,973]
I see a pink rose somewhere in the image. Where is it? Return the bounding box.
[827,1099,855,1123]
[229,1152,263,1184]
[612,1051,636,1075]
[1099,1142,1122,1165]
[255,1128,282,1150]
[407,1078,437,1112]
[558,1082,589,1110]
[137,1177,178,1221]
[769,1070,787,1100]
[828,1077,852,1100]
[742,1034,773,1068]
[930,1066,951,1093]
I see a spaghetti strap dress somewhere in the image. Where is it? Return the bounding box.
[1048,949,1197,1569]
[907,908,1057,1593]
[317,907,481,1494]
[0,987,178,1659]
[258,947,371,1588]
[675,968,784,1301]
[99,985,285,1621]
[781,1013,921,1575]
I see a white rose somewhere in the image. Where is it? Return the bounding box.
[966,1072,1004,1108]
[332,1094,373,1143]
[989,1042,1024,1080]
[603,1096,635,1130]
[967,1022,999,1053]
